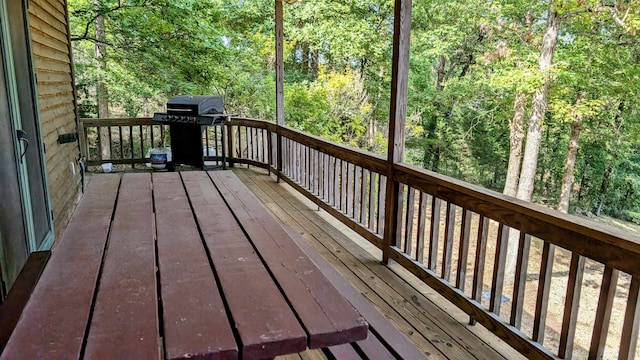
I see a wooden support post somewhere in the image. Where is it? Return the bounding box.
[382,0,412,265]
[227,122,236,168]
[275,0,285,183]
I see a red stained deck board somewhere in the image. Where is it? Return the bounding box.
[84,173,160,359]
[326,343,362,359]
[287,225,428,360]
[208,171,368,349]
[153,172,238,360]
[181,171,307,359]
[1,174,121,360]
[355,334,396,360]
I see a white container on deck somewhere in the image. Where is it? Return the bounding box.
[150,148,168,170]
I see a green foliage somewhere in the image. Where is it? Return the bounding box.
[69,0,640,221]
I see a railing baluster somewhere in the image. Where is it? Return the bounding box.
[346,163,353,217]
[360,168,367,224]
[331,156,337,206]
[428,197,441,271]
[340,160,347,212]
[317,151,323,198]
[558,253,585,359]
[377,175,386,236]
[442,202,456,281]
[490,224,509,315]
[305,145,310,190]
[324,153,328,200]
[589,266,619,359]
[309,146,313,190]
[118,126,123,160]
[619,275,640,360]
[354,166,362,221]
[511,231,532,328]
[455,209,472,291]
[138,125,144,159]
[368,170,376,231]
[470,215,489,325]
[404,187,416,256]
[128,126,134,160]
[108,126,114,159]
[315,150,321,196]
[533,242,556,344]
[416,192,428,263]
[394,184,405,249]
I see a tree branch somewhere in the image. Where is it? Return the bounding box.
[71,2,151,42]
[70,36,114,47]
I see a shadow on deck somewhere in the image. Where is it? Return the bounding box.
[235,167,525,360]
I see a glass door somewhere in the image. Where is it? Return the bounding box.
[0,0,53,297]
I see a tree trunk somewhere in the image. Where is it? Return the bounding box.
[515,6,561,202]
[503,91,527,197]
[506,4,561,277]
[558,92,586,213]
[95,2,110,159]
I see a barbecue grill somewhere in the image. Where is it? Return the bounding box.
[153,95,227,169]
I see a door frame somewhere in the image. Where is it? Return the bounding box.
[8,0,55,252]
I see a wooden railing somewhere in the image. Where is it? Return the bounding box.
[79,118,226,168]
[80,117,640,359]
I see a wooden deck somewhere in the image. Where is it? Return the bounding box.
[235,167,526,360]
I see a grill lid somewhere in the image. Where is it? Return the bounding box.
[167,95,224,115]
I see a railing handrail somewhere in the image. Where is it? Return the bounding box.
[395,162,640,275]
[80,117,154,126]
